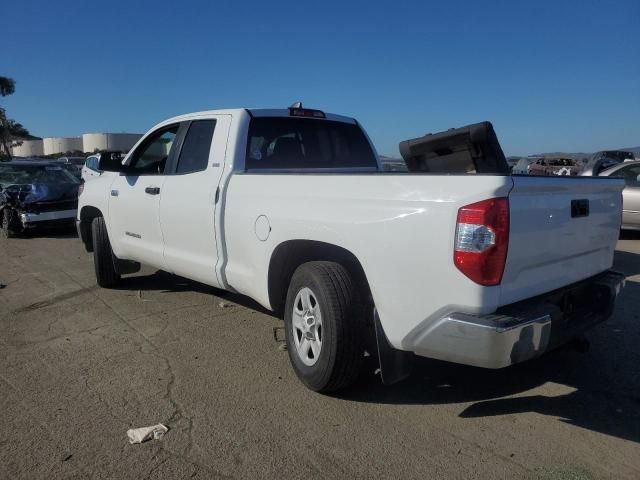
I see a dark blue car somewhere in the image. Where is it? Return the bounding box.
[0,160,80,237]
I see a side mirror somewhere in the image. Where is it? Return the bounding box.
[98,151,126,172]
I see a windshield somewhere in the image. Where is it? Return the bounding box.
[603,151,634,162]
[0,164,80,188]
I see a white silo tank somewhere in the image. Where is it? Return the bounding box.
[82,133,108,153]
[43,137,82,155]
[43,137,57,155]
[107,133,143,153]
[83,133,142,153]
[59,137,83,153]
[11,139,44,157]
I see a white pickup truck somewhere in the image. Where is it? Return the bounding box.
[77,106,626,392]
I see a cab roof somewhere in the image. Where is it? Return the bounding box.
[160,108,357,125]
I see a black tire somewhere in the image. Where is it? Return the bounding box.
[284,261,364,392]
[1,209,16,238]
[91,217,120,288]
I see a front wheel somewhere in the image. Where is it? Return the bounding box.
[91,217,121,287]
[284,261,364,392]
[1,209,17,238]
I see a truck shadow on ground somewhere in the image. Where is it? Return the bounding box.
[114,270,274,315]
[346,340,640,445]
[340,249,640,444]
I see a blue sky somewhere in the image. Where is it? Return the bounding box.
[3,0,639,156]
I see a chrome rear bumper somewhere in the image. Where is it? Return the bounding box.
[411,271,625,368]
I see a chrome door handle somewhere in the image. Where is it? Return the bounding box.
[145,187,160,195]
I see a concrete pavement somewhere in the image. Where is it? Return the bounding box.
[1,231,639,479]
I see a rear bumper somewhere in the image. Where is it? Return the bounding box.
[411,271,625,368]
[20,209,77,228]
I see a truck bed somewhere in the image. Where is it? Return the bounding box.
[222,172,623,353]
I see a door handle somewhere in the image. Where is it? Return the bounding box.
[145,187,160,195]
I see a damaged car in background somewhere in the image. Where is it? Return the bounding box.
[0,160,80,237]
[527,156,581,176]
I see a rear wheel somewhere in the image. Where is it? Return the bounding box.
[284,261,364,392]
[91,217,120,287]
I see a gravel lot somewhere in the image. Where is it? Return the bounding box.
[1,231,639,479]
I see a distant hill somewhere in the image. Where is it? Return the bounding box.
[622,146,640,154]
[380,147,640,167]
[530,147,639,160]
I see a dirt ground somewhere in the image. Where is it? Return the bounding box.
[1,230,639,480]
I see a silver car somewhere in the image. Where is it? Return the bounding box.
[600,160,640,230]
[581,150,636,176]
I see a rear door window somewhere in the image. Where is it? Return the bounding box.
[175,120,216,174]
[246,118,377,170]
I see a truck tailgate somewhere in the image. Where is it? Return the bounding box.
[501,176,624,305]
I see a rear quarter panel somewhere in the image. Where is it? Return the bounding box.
[222,173,514,350]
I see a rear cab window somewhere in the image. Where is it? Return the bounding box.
[246,117,378,171]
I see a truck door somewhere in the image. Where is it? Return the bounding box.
[159,115,231,287]
[108,124,179,269]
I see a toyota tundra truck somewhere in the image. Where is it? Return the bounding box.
[76,106,626,392]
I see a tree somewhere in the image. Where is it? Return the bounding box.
[0,77,15,96]
[0,76,30,159]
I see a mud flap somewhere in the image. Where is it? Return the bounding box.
[374,309,414,385]
[115,259,141,275]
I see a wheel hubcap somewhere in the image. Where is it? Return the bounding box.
[291,287,322,366]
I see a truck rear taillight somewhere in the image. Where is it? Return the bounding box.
[454,197,509,286]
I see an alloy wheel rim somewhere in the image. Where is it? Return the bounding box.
[291,287,322,366]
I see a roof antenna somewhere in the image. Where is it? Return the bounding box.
[290,101,302,108]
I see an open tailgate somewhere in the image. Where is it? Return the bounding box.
[399,121,510,174]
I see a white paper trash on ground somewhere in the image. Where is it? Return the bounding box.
[127,424,169,444]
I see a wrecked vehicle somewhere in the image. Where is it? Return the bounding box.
[528,157,581,176]
[56,157,86,178]
[0,160,80,237]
